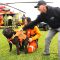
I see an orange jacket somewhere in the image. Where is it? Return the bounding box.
[26,26,41,41]
[8,30,26,46]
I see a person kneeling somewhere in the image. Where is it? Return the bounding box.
[22,17,41,53]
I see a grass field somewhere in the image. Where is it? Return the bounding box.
[0,29,59,60]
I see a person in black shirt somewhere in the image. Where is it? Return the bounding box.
[23,0,60,56]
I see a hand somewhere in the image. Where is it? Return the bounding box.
[28,38,32,42]
[20,28,23,32]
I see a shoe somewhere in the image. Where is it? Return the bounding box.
[43,52,50,55]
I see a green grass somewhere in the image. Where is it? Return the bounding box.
[0,29,58,60]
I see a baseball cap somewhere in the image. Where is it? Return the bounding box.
[34,1,46,8]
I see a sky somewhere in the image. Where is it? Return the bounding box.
[0,0,60,20]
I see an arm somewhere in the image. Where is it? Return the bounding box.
[31,26,41,41]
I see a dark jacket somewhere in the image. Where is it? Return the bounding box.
[23,6,60,30]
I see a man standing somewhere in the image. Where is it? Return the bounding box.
[23,0,60,56]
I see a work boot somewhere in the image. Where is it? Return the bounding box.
[43,51,50,55]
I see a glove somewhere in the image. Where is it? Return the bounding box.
[28,38,32,42]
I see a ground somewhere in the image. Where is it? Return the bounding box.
[0,29,58,60]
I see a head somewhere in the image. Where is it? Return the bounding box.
[35,1,47,13]
[3,27,16,39]
[22,14,26,21]
[23,17,31,26]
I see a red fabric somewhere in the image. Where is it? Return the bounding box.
[28,41,37,53]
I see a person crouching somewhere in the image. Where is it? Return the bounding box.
[23,17,41,53]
